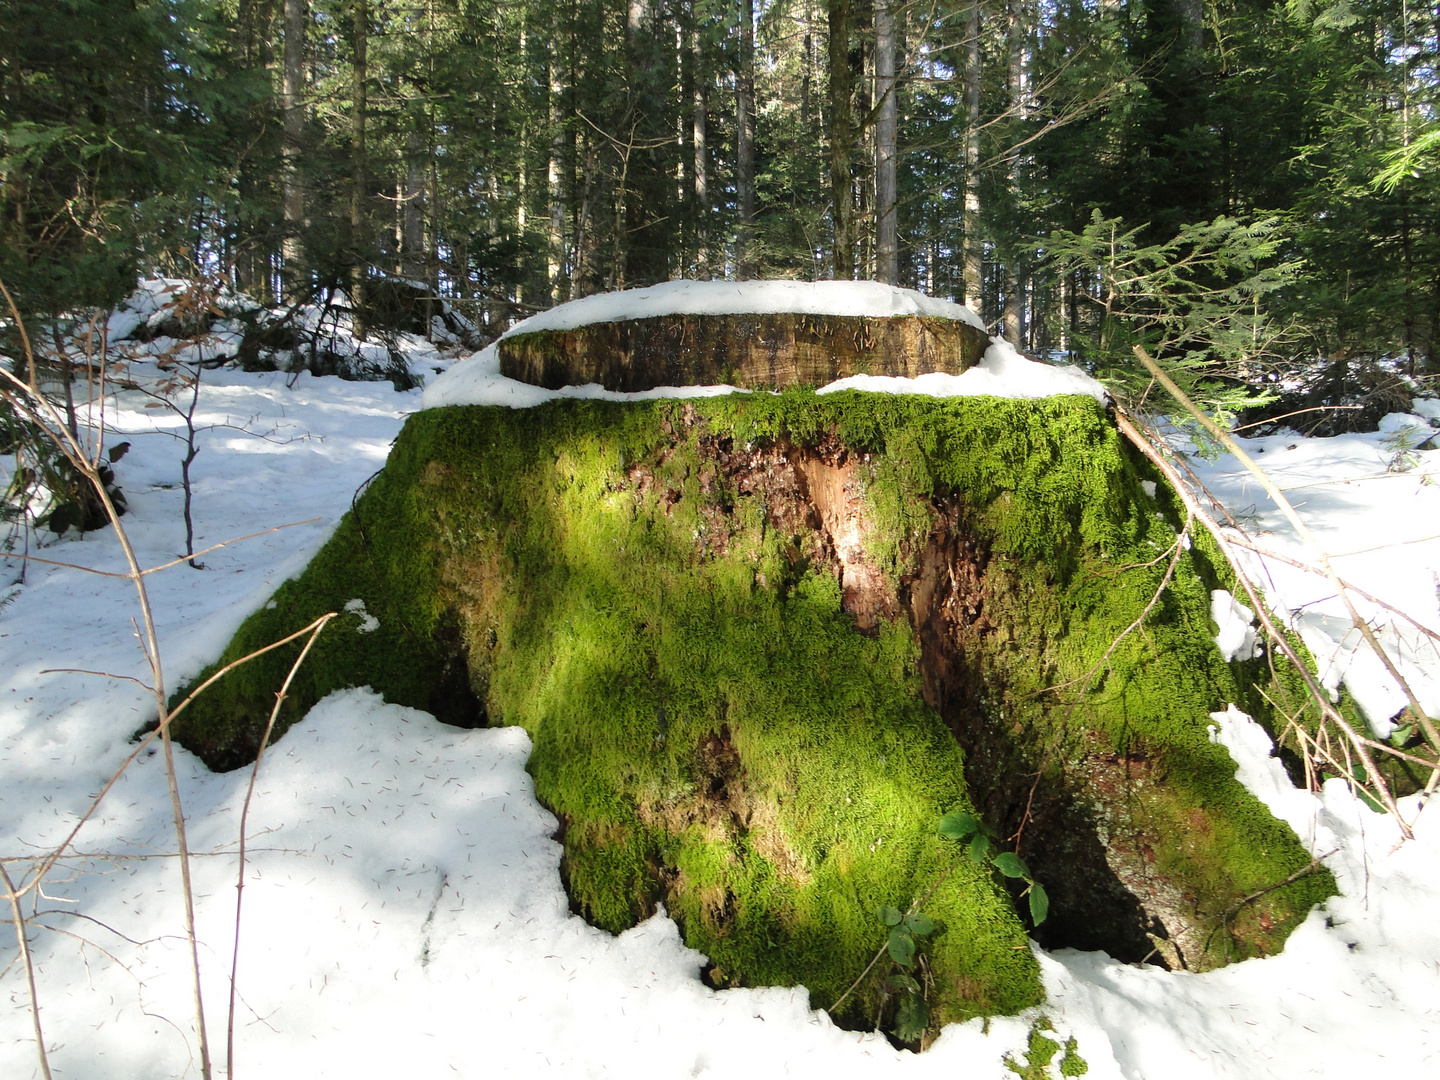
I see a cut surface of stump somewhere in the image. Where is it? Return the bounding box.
[498,311,988,391]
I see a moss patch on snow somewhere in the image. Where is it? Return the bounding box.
[172,391,1335,1031]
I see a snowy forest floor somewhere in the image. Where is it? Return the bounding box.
[2,322,1438,1078]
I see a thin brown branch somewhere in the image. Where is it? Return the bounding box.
[0,860,53,1080]
[2,290,218,1075]
[1256,684,1438,772]
[94,399,214,1080]
[0,846,308,864]
[1218,851,1339,924]
[142,519,322,575]
[1113,407,1414,834]
[38,668,154,690]
[1,553,133,579]
[167,615,338,728]
[0,278,38,393]
[227,610,336,1079]
[29,907,153,950]
[1133,346,1440,781]
[1330,533,1440,560]
[1027,511,1192,699]
[1231,405,1364,431]
[1223,536,1440,648]
[4,520,322,580]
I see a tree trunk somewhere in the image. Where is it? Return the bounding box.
[1057,273,1068,358]
[736,0,757,278]
[1402,187,1417,375]
[350,0,368,338]
[854,12,871,276]
[574,137,597,298]
[549,36,567,304]
[873,0,898,285]
[1002,0,1023,343]
[962,0,983,317]
[1427,272,1440,377]
[235,0,274,293]
[624,0,672,286]
[456,236,471,302]
[1175,0,1203,59]
[692,18,711,279]
[424,0,441,297]
[680,7,695,273]
[282,0,308,286]
[428,138,441,297]
[828,0,855,279]
[802,2,813,126]
[401,130,425,281]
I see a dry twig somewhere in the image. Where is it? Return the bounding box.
[1134,346,1440,787]
[1114,406,1423,835]
[227,611,337,1079]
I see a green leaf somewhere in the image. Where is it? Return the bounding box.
[938,811,980,841]
[1029,882,1049,926]
[878,905,903,927]
[893,993,930,1043]
[993,852,1030,879]
[1357,787,1385,814]
[887,972,921,994]
[45,503,78,535]
[887,927,916,966]
[904,912,935,936]
[968,833,992,865]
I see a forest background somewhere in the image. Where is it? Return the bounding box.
[4,0,1439,416]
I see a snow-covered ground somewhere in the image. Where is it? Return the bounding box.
[2,287,1439,1078]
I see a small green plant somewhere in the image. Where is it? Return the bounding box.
[1380,423,1428,473]
[877,903,936,1042]
[938,811,1049,928]
[4,411,129,537]
[829,898,940,1042]
[1004,1016,1089,1078]
[831,808,1051,1044]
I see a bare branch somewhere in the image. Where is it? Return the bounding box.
[227,611,337,1078]
[0,860,53,1080]
[3,518,321,579]
[1134,345,1440,780]
[1114,407,1415,832]
[37,668,155,691]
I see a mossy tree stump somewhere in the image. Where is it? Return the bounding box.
[172,389,1334,1041]
[497,312,988,391]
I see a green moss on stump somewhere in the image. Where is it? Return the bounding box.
[172,391,1335,1031]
